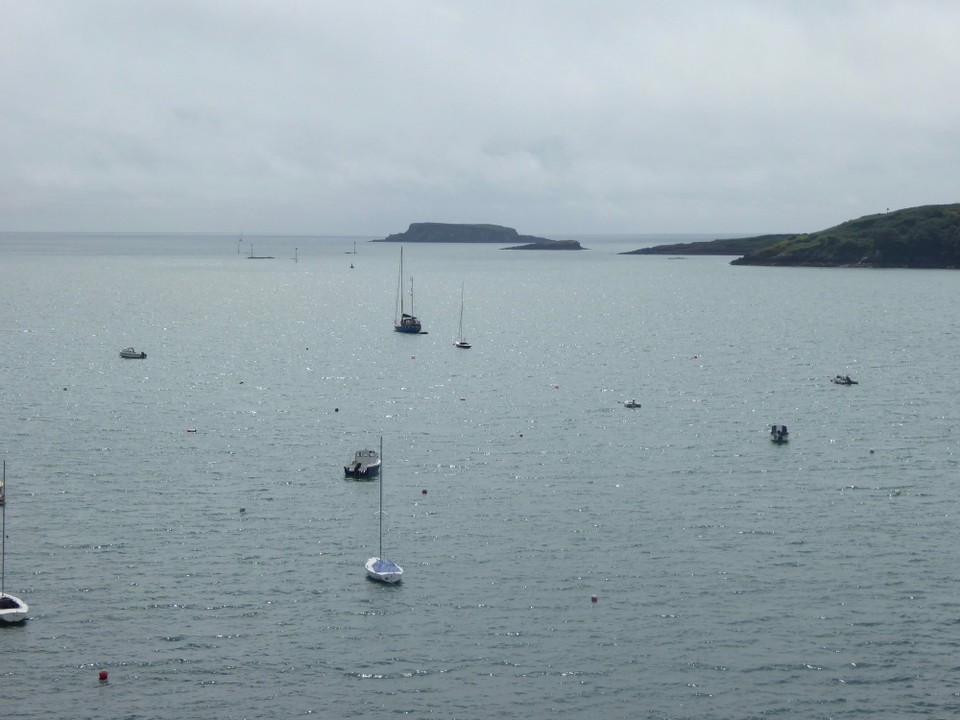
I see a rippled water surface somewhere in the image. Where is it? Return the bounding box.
[2,233,959,719]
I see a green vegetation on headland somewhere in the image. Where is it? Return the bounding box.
[626,204,960,268]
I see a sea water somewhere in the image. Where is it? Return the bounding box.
[1,232,959,719]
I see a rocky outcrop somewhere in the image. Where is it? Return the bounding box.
[501,239,585,250]
[375,222,556,244]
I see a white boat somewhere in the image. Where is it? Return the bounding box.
[365,438,403,583]
[344,449,381,479]
[623,399,641,408]
[770,424,789,443]
[453,282,471,349]
[119,347,147,359]
[0,462,29,624]
[394,248,423,334]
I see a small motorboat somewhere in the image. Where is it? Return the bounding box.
[344,449,381,479]
[623,399,641,408]
[831,375,858,385]
[770,424,789,443]
[120,347,147,359]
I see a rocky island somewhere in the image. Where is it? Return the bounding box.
[374,222,584,249]
[624,204,960,269]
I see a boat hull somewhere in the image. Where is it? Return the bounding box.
[120,348,146,359]
[365,557,403,583]
[0,593,28,623]
[394,321,422,333]
[344,462,381,479]
[344,450,381,479]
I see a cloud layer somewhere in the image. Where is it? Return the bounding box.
[3,1,959,235]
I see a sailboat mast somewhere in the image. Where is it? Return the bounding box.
[379,437,384,559]
[396,249,405,320]
[2,461,6,596]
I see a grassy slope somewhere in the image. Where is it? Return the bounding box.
[731,203,960,267]
[623,204,960,268]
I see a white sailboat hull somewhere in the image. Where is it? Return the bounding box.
[0,593,28,623]
[365,556,403,583]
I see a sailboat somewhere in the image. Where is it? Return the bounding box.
[0,462,29,624]
[365,438,403,583]
[454,282,471,349]
[394,247,423,334]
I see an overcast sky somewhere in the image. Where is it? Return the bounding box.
[2,1,959,236]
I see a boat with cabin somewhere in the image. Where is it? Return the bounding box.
[344,449,381,479]
[394,248,423,334]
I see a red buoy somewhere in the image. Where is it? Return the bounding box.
[99,670,109,683]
